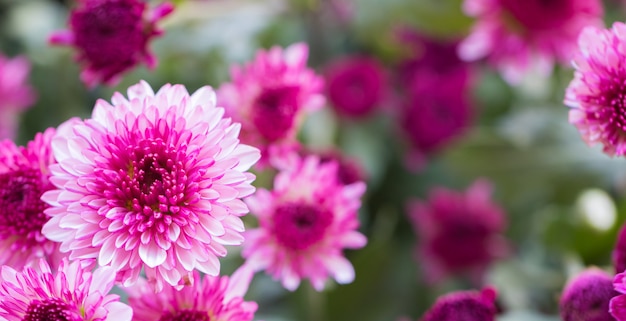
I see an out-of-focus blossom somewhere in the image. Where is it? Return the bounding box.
[610,271,626,319]
[217,43,325,168]
[459,0,603,84]
[420,287,498,321]
[0,128,62,270]
[407,180,509,284]
[0,54,36,140]
[0,258,132,321]
[49,0,174,87]
[272,148,367,185]
[560,267,617,321]
[325,55,386,118]
[41,80,260,292]
[127,265,257,321]
[243,155,366,291]
[614,223,626,274]
[565,22,626,157]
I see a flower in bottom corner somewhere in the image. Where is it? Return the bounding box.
[560,268,617,321]
[420,287,498,321]
[126,265,257,321]
[0,258,131,321]
[243,155,367,291]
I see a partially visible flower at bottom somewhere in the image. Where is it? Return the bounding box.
[0,54,36,140]
[610,271,626,319]
[0,258,131,321]
[126,265,257,321]
[614,222,626,274]
[420,287,498,321]
[560,267,617,321]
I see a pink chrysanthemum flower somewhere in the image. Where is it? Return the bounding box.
[324,55,386,118]
[459,0,603,83]
[49,0,174,87]
[614,223,626,274]
[420,287,498,321]
[560,268,617,321]
[243,155,367,291]
[0,54,36,140]
[0,258,132,321]
[564,22,626,157]
[407,180,509,284]
[217,43,325,167]
[0,128,63,270]
[610,271,626,319]
[126,265,257,321]
[41,80,260,292]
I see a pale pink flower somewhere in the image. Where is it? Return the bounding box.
[126,265,257,321]
[243,155,367,291]
[0,258,132,321]
[0,54,36,140]
[49,0,174,87]
[217,43,325,167]
[459,0,603,83]
[407,180,509,284]
[565,22,626,157]
[42,80,260,292]
[0,128,63,270]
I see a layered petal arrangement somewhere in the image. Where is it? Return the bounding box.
[0,128,62,270]
[407,180,509,284]
[49,0,174,87]
[217,43,325,167]
[0,258,132,321]
[127,265,257,321]
[560,268,617,321]
[459,0,603,83]
[243,155,367,291]
[611,272,626,319]
[0,54,36,140]
[42,80,260,292]
[565,22,626,157]
[420,287,498,321]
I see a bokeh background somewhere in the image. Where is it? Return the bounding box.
[2,0,626,320]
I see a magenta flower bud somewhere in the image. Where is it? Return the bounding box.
[560,268,617,321]
[420,287,498,321]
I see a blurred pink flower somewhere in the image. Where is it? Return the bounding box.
[41,80,260,292]
[325,55,386,118]
[0,258,131,321]
[0,128,63,270]
[0,54,36,140]
[217,43,325,168]
[560,268,617,321]
[49,0,174,87]
[565,22,626,157]
[610,272,626,319]
[420,287,498,321]
[459,0,603,83]
[407,180,509,284]
[614,223,626,274]
[127,265,257,321]
[243,155,366,291]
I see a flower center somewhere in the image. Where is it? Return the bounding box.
[431,217,492,268]
[581,78,626,145]
[23,298,77,321]
[0,169,49,249]
[158,310,211,321]
[273,203,332,250]
[251,86,300,142]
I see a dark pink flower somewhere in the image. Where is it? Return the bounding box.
[0,54,36,140]
[560,268,617,321]
[565,22,626,157]
[325,56,386,118]
[420,287,498,321]
[459,0,603,83]
[614,223,626,274]
[49,0,174,87]
[0,128,63,270]
[407,180,509,284]
[610,272,626,319]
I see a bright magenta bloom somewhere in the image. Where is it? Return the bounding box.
[407,180,508,284]
[42,80,260,292]
[565,22,626,157]
[217,43,325,167]
[0,258,131,321]
[560,268,617,321]
[0,54,35,140]
[614,223,626,274]
[610,272,626,319]
[127,266,257,321]
[420,287,498,321]
[459,0,603,83]
[49,0,173,87]
[0,128,62,270]
[243,155,366,291]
